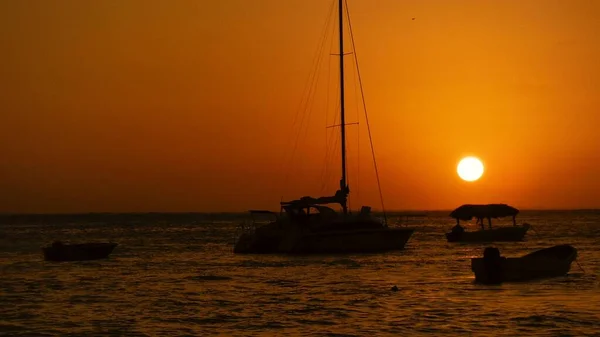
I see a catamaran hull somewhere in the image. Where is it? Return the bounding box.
[234,227,414,254]
[234,232,283,254]
[446,224,530,243]
[286,228,414,254]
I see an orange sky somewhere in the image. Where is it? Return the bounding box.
[1,0,599,213]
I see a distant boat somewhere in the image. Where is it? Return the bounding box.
[233,0,414,254]
[445,204,530,242]
[42,241,118,262]
[471,245,577,284]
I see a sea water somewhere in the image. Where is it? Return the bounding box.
[1,211,599,336]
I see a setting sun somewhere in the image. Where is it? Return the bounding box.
[457,157,484,182]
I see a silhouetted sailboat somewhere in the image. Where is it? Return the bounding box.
[234,0,414,254]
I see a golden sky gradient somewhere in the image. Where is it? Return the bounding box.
[1,0,599,213]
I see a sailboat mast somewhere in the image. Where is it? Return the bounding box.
[338,0,348,214]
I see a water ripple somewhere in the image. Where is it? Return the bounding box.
[1,212,599,335]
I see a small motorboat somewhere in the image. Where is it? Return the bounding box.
[471,245,577,284]
[42,241,118,262]
[446,204,530,242]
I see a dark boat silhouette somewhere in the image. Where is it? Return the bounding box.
[235,206,414,254]
[471,245,577,284]
[446,204,530,242]
[233,0,414,254]
[42,241,118,262]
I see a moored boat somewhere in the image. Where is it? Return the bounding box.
[446,204,530,242]
[42,241,118,262]
[234,205,414,254]
[471,245,577,284]
[233,0,415,254]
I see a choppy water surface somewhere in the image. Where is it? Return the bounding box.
[1,211,599,336]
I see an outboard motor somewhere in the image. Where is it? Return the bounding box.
[482,247,504,284]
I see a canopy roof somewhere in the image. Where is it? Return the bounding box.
[450,204,519,221]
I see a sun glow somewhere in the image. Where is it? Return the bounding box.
[457,157,484,182]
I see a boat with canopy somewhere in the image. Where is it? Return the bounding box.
[445,204,530,242]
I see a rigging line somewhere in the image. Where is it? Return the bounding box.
[326,122,359,128]
[297,41,329,182]
[321,118,338,193]
[351,55,362,207]
[284,0,335,159]
[282,1,334,168]
[282,1,336,194]
[330,131,340,193]
[326,87,341,187]
[320,77,341,192]
[297,2,337,164]
[326,4,338,130]
[321,120,338,193]
[322,51,341,193]
[345,0,387,225]
[322,103,341,195]
[288,2,335,169]
[320,4,340,193]
[321,11,335,194]
[320,117,334,193]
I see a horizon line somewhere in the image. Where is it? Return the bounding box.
[1,208,599,216]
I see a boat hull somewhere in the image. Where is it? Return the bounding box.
[42,242,118,262]
[446,224,530,242]
[287,228,414,254]
[234,231,284,254]
[471,244,577,284]
[234,227,414,254]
